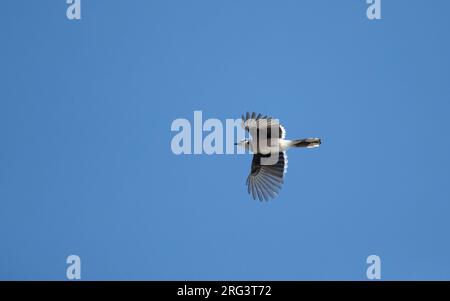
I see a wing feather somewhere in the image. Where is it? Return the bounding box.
[241,112,285,140]
[246,152,287,201]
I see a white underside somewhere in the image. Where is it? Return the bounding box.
[248,139,293,153]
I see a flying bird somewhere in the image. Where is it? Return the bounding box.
[235,112,321,201]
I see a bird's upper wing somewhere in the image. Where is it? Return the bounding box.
[246,152,288,201]
[241,112,286,140]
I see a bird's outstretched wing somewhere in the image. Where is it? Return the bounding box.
[246,152,288,201]
[241,112,286,140]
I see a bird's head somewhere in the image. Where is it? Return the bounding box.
[234,139,251,150]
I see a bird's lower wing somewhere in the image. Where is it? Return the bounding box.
[246,152,287,201]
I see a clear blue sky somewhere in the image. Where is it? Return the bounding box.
[1,1,450,280]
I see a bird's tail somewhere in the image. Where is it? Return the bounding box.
[290,138,321,148]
